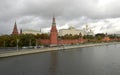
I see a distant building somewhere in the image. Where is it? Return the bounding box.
[12,21,19,35]
[20,29,22,35]
[12,21,23,35]
[59,26,85,36]
[39,16,86,46]
[11,21,41,35]
[22,29,41,35]
[59,25,94,36]
[40,16,58,46]
[83,25,94,36]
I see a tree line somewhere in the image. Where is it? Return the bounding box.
[0,33,49,47]
[0,33,119,47]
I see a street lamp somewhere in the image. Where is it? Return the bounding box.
[29,39,31,47]
[4,41,5,48]
[35,39,38,49]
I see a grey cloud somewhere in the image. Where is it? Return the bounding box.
[0,0,120,34]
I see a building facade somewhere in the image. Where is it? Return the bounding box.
[59,25,94,36]
[22,29,41,35]
[59,27,85,36]
[39,17,86,45]
[83,25,94,36]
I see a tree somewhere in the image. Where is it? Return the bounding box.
[95,33,105,38]
[19,34,36,46]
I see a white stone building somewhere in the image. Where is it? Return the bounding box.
[22,29,41,35]
[58,27,86,36]
[83,25,94,36]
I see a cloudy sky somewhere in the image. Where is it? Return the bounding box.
[0,0,120,35]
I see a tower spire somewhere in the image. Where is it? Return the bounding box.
[12,21,19,35]
[52,16,56,26]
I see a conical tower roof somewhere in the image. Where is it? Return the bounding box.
[12,21,19,35]
[52,16,56,26]
[51,16,57,32]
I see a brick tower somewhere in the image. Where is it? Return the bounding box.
[20,28,22,35]
[50,16,58,45]
[12,21,19,35]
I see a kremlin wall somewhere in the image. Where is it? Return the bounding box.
[39,17,86,46]
[12,16,119,46]
[12,16,87,46]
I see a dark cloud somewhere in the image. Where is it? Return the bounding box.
[0,0,120,34]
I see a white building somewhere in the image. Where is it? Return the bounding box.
[59,27,86,36]
[83,25,94,36]
[23,29,41,35]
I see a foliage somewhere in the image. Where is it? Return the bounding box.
[59,34,80,40]
[83,35,94,39]
[0,33,119,47]
[0,33,49,47]
[95,33,105,38]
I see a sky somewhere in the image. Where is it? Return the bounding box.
[0,0,120,35]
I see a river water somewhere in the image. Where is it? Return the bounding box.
[0,44,120,75]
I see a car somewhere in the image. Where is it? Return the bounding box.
[22,46,28,49]
[34,46,44,49]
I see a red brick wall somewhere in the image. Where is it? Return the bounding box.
[102,36,110,42]
[39,39,50,45]
[39,38,86,45]
[58,38,86,44]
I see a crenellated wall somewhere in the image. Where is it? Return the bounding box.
[58,38,85,44]
[39,38,87,45]
[39,17,87,45]
[39,39,50,45]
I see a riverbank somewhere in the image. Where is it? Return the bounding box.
[0,42,120,58]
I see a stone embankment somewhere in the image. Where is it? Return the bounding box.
[0,42,120,58]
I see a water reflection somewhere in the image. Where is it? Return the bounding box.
[0,44,120,75]
[49,51,58,75]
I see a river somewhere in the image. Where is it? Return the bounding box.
[0,44,120,75]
